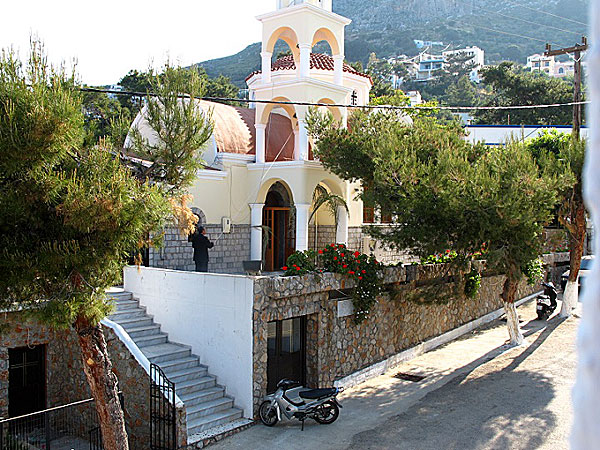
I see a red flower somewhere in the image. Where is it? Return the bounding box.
[333,257,338,260]
[362,270,366,274]
[330,244,336,247]
[343,264,348,268]
[296,267,301,271]
[323,248,328,252]
[354,251,360,257]
[348,271,355,275]
[282,266,288,271]
[358,276,363,280]
[446,249,451,254]
[340,253,345,257]
[318,250,323,254]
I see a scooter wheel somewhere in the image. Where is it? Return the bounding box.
[314,401,339,424]
[259,401,279,427]
[537,312,545,321]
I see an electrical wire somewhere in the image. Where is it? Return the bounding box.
[80,87,588,111]
[472,4,584,38]
[504,0,588,27]
[464,23,555,45]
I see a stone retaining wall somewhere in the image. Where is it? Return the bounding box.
[149,224,250,274]
[251,255,568,415]
[0,313,150,448]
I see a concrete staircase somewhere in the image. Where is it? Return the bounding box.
[107,290,243,436]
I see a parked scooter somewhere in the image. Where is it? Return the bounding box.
[259,379,343,430]
[536,282,558,320]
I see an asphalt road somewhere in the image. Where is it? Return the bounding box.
[210,301,578,450]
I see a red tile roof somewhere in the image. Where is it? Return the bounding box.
[246,53,372,82]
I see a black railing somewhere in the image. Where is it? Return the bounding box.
[0,393,123,450]
[150,363,177,450]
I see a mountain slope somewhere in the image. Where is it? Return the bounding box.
[198,0,588,87]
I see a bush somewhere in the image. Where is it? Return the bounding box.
[282,250,316,276]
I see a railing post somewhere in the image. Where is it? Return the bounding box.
[45,410,51,450]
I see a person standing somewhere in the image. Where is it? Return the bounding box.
[188,225,214,272]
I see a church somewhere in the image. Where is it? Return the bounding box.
[136,0,411,274]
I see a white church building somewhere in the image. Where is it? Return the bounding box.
[136,0,409,274]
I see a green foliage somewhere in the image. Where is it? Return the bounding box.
[421,250,458,265]
[283,244,384,323]
[283,250,316,276]
[475,62,575,125]
[127,64,214,191]
[464,269,482,298]
[309,108,562,302]
[0,45,171,327]
[523,258,544,286]
[309,184,349,229]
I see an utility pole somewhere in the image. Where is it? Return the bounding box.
[545,36,588,139]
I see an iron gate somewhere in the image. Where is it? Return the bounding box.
[150,363,177,450]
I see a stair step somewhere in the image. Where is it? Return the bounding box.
[106,290,133,302]
[187,409,243,435]
[160,356,202,373]
[177,377,216,396]
[109,308,147,321]
[113,299,140,311]
[125,324,162,339]
[135,333,168,348]
[165,366,208,384]
[186,397,234,421]
[117,316,154,330]
[179,387,226,408]
[144,343,192,364]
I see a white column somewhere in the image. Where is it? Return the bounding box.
[333,55,344,85]
[335,205,348,244]
[572,0,600,447]
[297,119,309,160]
[261,51,272,84]
[293,129,300,160]
[255,123,266,164]
[298,44,311,78]
[295,203,311,251]
[250,203,264,261]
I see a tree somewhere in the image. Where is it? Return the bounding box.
[475,62,574,125]
[308,184,349,249]
[0,45,212,449]
[444,75,482,107]
[308,110,560,345]
[525,130,586,316]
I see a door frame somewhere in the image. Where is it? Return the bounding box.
[8,344,47,417]
[263,206,295,272]
[267,316,307,392]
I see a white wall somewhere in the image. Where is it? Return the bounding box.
[123,266,254,418]
[465,125,589,146]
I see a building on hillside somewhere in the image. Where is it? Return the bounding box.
[526,53,575,78]
[406,90,423,106]
[414,46,485,82]
[131,0,418,275]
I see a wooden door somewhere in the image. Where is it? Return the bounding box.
[263,207,295,271]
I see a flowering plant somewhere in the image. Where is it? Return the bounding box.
[282,249,316,276]
[285,243,384,323]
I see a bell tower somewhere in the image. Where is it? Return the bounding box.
[251,0,352,164]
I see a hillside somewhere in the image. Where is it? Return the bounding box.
[197,0,588,87]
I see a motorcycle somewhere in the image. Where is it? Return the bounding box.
[259,379,343,430]
[536,282,558,321]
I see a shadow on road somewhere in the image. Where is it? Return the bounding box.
[346,316,566,450]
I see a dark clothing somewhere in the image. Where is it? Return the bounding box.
[195,261,209,273]
[188,231,214,271]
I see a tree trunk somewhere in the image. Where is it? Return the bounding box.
[501,276,524,346]
[560,200,586,317]
[74,315,129,450]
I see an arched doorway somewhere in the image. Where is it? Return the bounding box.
[263,182,295,271]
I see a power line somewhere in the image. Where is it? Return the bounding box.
[504,0,587,27]
[80,87,588,112]
[464,23,551,44]
[473,4,584,38]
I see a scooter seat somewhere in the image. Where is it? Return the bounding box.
[299,388,337,399]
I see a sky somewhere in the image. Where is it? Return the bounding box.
[1,0,273,86]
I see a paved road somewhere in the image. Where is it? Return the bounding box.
[210,301,578,450]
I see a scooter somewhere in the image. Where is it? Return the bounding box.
[259,379,343,430]
[536,282,558,320]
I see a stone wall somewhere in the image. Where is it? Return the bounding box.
[250,256,566,415]
[149,224,250,274]
[0,313,151,448]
